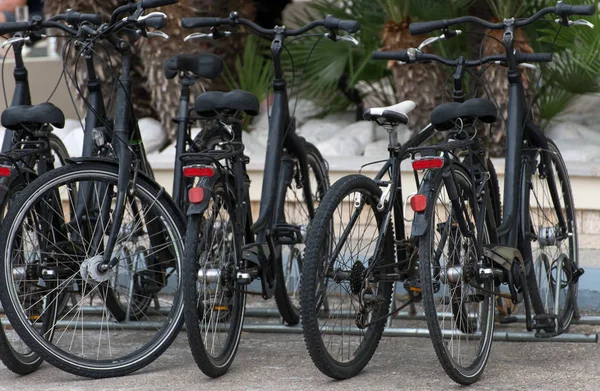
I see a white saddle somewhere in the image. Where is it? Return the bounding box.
[363,100,416,125]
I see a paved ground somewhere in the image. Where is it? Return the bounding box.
[1,321,599,391]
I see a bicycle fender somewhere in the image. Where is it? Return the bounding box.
[411,212,428,237]
[186,187,213,216]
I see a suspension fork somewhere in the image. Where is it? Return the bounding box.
[100,49,134,267]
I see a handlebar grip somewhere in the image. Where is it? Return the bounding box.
[372,50,410,62]
[65,11,102,26]
[556,3,596,17]
[409,20,448,36]
[140,0,178,9]
[515,51,552,63]
[140,16,168,30]
[0,21,30,35]
[324,15,360,33]
[181,17,231,29]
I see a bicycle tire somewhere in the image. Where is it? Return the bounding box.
[418,163,495,385]
[183,175,246,377]
[521,138,578,330]
[0,161,185,378]
[301,174,393,379]
[49,133,69,168]
[275,143,329,326]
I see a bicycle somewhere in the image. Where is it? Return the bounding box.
[401,2,591,384]
[0,0,227,378]
[177,13,361,377]
[0,19,76,374]
[299,1,593,384]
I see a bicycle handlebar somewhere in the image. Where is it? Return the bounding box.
[372,49,552,66]
[140,0,178,8]
[0,22,31,35]
[64,10,102,26]
[409,2,595,35]
[181,13,360,36]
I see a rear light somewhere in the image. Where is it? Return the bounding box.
[0,165,11,177]
[183,165,215,178]
[188,187,205,204]
[410,194,427,213]
[411,157,444,171]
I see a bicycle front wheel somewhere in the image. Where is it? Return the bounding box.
[301,174,393,379]
[522,138,578,331]
[0,162,185,378]
[418,163,495,385]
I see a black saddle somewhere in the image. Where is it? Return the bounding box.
[430,98,497,130]
[164,53,224,80]
[1,103,65,130]
[195,90,260,118]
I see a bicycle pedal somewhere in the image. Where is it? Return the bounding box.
[533,314,558,336]
[242,243,269,268]
[272,224,303,245]
[572,267,585,284]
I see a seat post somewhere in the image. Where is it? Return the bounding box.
[384,123,399,149]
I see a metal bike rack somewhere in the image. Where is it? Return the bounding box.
[2,307,597,343]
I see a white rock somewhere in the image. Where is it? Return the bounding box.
[363,140,389,157]
[298,119,347,144]
[553,138,600,162]
[374,123,412,143]
[316,136,363,157]
[52,119,82,142]
[242,130,266,159]
[339,121,374,146]
[289,99,320,126]
[546,121,600,144]
[61,126,84,157]
[139,117,167,154]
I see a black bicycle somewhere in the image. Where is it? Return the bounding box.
[0,0,224,378]
[300,1,593,384]
[178,13,361,377]
[405,3,593,384]
[0,20,76,374]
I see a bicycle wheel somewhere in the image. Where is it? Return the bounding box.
[183,175,246,377]
[275,143,329,326]
[301,174,393,379]
[0,162,185,378]
[418,163,495,385]
[522,139,578,330]
[49,133,69,168]
[0,174,45,375]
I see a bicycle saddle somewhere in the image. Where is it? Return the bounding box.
[194,90,260,118]
[164,53,224,80]
[1,102,65,130]
[363,100,416,125]
[430,98,497,130]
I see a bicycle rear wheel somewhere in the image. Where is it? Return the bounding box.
[183,176,246,377]
[301,174,393,379]
[522,139,578,331]
[418,163,495,385]
[0,162,185,378]
[275,143,329,326]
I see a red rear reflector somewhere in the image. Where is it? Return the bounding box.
[183,166,214,178]
[0,166,10,177]
[410,194,427,213]
[412,157,444,171]
[188,187,205,204]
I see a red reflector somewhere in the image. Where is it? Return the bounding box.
[410,194,427,213]
[183,166,214,178]
[188,187,205,204]
[412,158,444,171]
[0,166,10,177]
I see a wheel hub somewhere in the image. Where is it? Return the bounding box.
[80,255,112,283]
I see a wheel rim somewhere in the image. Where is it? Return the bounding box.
[426,170,494,374]
[314,187,386,364]
[2,169,183,370]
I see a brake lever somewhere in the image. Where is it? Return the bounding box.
[2,36,31,48]
[324,33,359,46]
[418,30,462,51]
[129,11,167,22]
[519,62,537,70]
[555,18,595,28]
[184,31,231,42]
[147,31,169,39]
